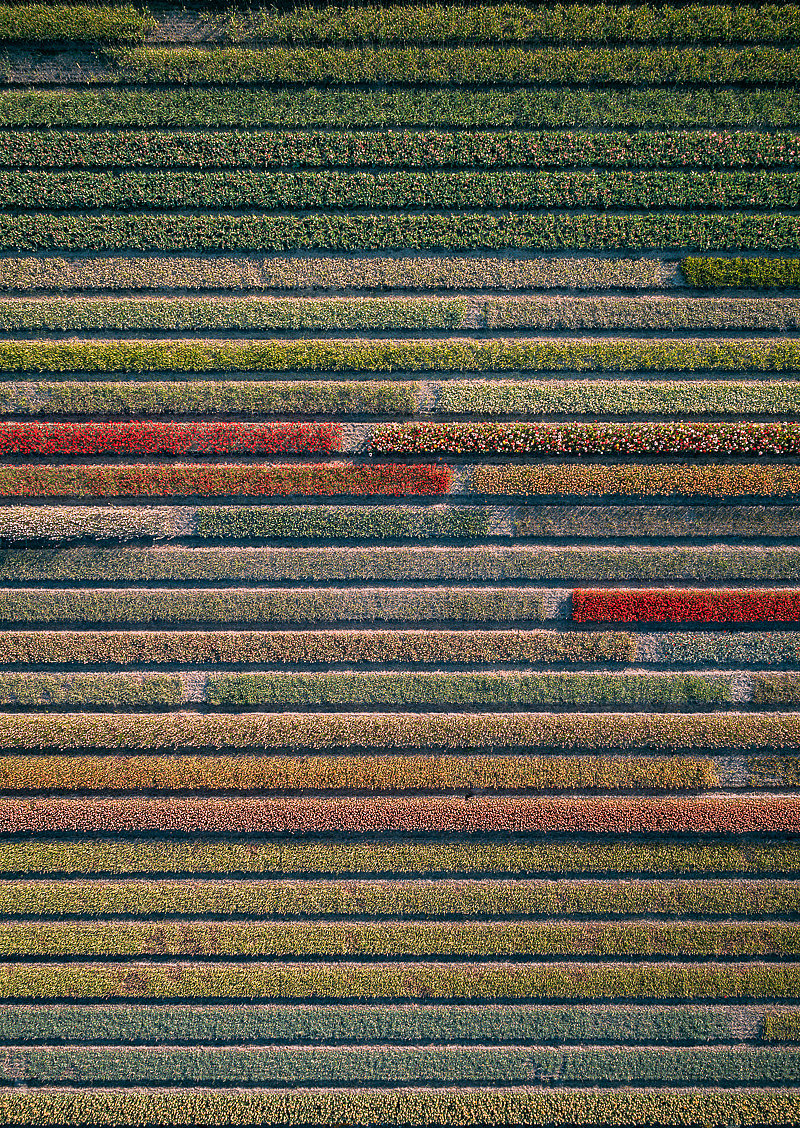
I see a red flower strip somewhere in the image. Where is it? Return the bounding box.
[0,795,796,834]
[372,421,800,456]
[573,588,800,623]
[0,422,341,455]
[0,462,450,497]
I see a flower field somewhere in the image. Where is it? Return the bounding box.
[0,1,798,1123]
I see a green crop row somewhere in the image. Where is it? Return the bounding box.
[0,4,152,41]
[0,506,186,542]
[483,297,800,329]
[212,5,800,45]
[3,546,796,583]
[0,674,181,708]
[2,877,789,920]
[0,838,795,877]
[0,213,797,252]
[6,169,796,211]
[2,1044,799,1085]
[474,464,800,498]
[748,757,800,787]
[0,587,547,625]
[0,298,467,333]
[0,380,414,417]
[3,337,800,374]
[682,257,800,288]
[205,671,730,708]
[513,504,800,540]
[5,129,797,171]
[0,919,789,958]
[112,45,800,85]
[0,254,673,293]
[195,506,489,542]
[763,1013,800,1040]
[1,1086,800,1127]
[642,632,800,666]
[0,1003,738,1046]
[0,960,793,1004]
[440,379,800,415]
[0,711,794,751]
[0,753,715,794]
[752,674,800,704]
[0,629,633,666]
[0,88,796,129]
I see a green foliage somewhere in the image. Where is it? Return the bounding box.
[0,4,152,41]
[682,256,800,288]
[196,506,488,541]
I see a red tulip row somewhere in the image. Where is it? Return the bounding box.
[573,589,800,622]
[0,422,340,455]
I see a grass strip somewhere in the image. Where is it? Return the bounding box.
[482,297,800,330]
[474,465,800,497]
[374,421,800,455]
[0,254,672,293]
[0,877,787,920]
[682,257,800,288]
[3,338,800,375]
[6,169,796,211]
[642,631,800,666]
[0,920,789,958]
[0,839,795,878]
[0,422,340,455]
[0,4,152,40]
[0,587,546,625]
[0,1003,738,1046]
[513,505,800,540]
[6,130,798,172]
[0,629,633,666]
[0,753,716,793]
[0,89,795,129]
[441,381,800,416]
[113,45,800,85]
[0,507,185,542]
[2,1045,799,1084]
[0,298,466,332]
[0,960,791,1001]
[0,213,796,252]
[0,675,181,708]
[195,506,490,541]
[0,464,451,499]
[0,711,792,751]
[3,546,796,583]
[763,1013,800,1040]
[206,671,729,707]
[213,6,800,45]
[573,589,800,623]
[0,381,415,417]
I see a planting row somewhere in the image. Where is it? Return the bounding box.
[683,256,800,288]
[3,338,799,375]
[0,752,719,793]
[2,88,797,129]
[8,379,800,420]
[0,422,341,454]
[0,1089,798,1128]
[0,4,151,41]
[574,589,800,623]
[7,169,799,211]
[1,837,795,878]
[372,422,800,455]
[112,45,800,86]
[2,1045,800,1085]
[0,919,793,958]
[1,213,799,251]
[0,672,735,709]
[481,298,800,330]
[0,1003,746,1047]
[7,130,798,171]
[1,794,797,834]
[197,5,800,46]
[1,876,790,919]
[0,465,454,499]
[0,711,796,751]
[11,502,800,543]
[0,254,675,293]
[4,545,797,582]
[473,465,800,498]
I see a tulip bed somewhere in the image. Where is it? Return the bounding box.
[0,2,798,1121]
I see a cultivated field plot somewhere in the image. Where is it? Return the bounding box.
[1,1,800,1124]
